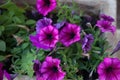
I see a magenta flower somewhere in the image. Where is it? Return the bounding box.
[30,34,51,50]
[0,63,12,80]
[30,25,58,50]
[36,0,57,16]
[82,34,94,53]
[97,57,120,80]
[0,63,4,80]
[36,17,52,33]
[33,60,45,80]
[39,25,59,48]
[59,23,81,47]
[40,56,66,80]
[53,20,66,29]
[100,14,114,22]
[96,20,116,34]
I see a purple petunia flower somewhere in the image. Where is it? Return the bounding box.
[39,25,59,48]
[100,14,114,22]
[40,56,66,80]
[33,60,45,80]
[82,34,94,53]
[0,63,4,80]
[53,20,66,29]
[30,34,51,50]
[36,0,57,16]
[59,23,81,47]
[97,57,120,80]
[36,17,52,33]
[30,25,58,50]
[0,63,12,80]
[96,20,116,34]
[4,70,11,80]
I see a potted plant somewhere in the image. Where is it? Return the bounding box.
[0,0,119,80]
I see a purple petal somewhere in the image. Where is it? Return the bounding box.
[36,0,57,16]
[54,20,66,29]
[29,34,52,50]
[82,34,94,53]
[36,17,52,33]
[33,60,41,72]
[59,23,81,47]
[38,25,59,48]
[0,63,4,80]
[40,56,66,80]
[112,41,120,54]
[4,70,11,80]
[96,20,116,34]
[100,14,114,22]
[97,57,120,80]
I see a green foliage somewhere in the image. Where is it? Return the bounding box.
[0,26,5,36]
[0,0,36,76]
[0,40,6,52]
[0,55,6,61]
[26,19,36,25]
[20,51,36,77]
[57,1,81,24]
[0,0,112,79]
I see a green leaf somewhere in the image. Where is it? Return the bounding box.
[21,43,29,49]
[0,40,6,52]
[0,26,5,31]
[21,52,37,77]
[26,20,36,25]
[0,26,5,36]
[0,55,5,61]
[13,16,22,23]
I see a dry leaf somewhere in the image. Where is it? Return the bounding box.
[12,34,24,46]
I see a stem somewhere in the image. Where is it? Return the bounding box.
[81,30,86,35]
[36,48,40,55]
[47,46,66,56]
[47,47,56,56]
[89,60,100,78]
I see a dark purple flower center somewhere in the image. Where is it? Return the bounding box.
[33,63,39,72]
[52,66,58,72]
[47,34,53,40]
[106,67,113,73]
[70,33,75,39]
[44,0,50,6]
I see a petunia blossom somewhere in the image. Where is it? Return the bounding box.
[33,60,45,80]
[53,20,66,29]
[36,17,52,33]
[82,34,94,53]
[36,0,57,16]
[59,23,81,47]
[0,63,13,80]
[0,63,4,80]
[30,34,51,50]
[97,57,120,80]
[100,14,114,22]
[40,56,66,80]
[96,20,116,34]
[38,25,59,48]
